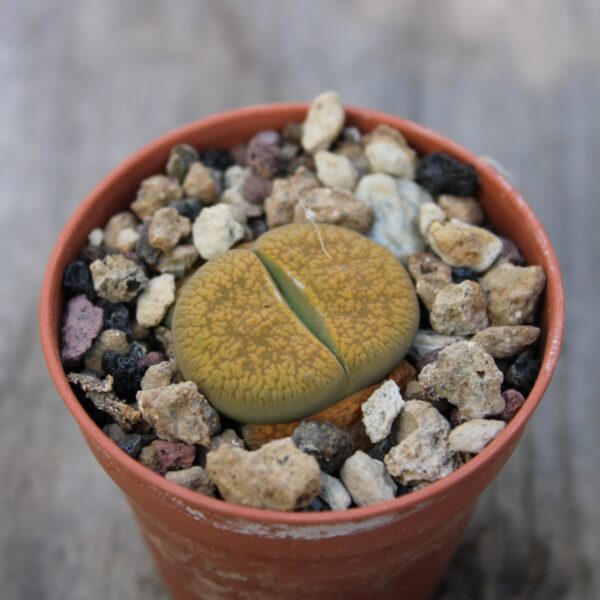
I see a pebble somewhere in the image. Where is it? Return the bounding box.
[364,124,417,179]
[60,295,104,365]
[103,423,147,459]
[101,302,130,336]
[137,351,163,369]
[419,202,445,236]
[416,152,479,196]
[418,341,505,419]
[500,389,526,422]
[408,329,465,362]
[135,226,161,268]
[221,177,264,220]
[505,350,541,395]
[200,148,233,171]
[63,260,95,299]
[247,130,282,178]
[135,274,175,328]
[340,451,396,507]
[361,380,404,443]
[498,236,526,266]
[84,328,129,374]
[355,174,433,261]
[88,228,104,247]
[283,122,303,144]
[472,325,541,359]
[438,194,484,225]
[166,144,199,182]
[210,429,245,451]
[165,466,215,495]
[293,187,374,233]
[336,142,370,177]
[451,266,478,284]
[318,472,352,511]
[247,216,269,239]
[427,220,503,273]
[148,207,191,253]
[140,440,196,476]
[192,204,245,260]
[403,380,426,401]
[137,381,220,447]
[115,228,141,253]
[448,419,506,454]
[102,353,144,403]
[67,372,143,431]
[407,252,453,311]
[479,263,546,325]
[171,197,203,222]
[264,168,319,228]
[183,162,221,204]
[104,211,138,250]
[206,437,321,511]
[429,281,489,336]
[157,245,199,279]
[90,254,148,303]
[301,91,345,154]
[385,400,454,485]
[291,421,354,475]
[314,150,358,190]
[241,172,273,204]
[140,359,179,390]
[131,175,182,219]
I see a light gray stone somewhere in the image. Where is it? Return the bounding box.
[340,451,396,507]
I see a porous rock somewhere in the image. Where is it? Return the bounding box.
[361,380,404,443]
[84,328,130,374]
[427,219,502,273]
[416,152,479,197]
[148,207,191,253]
[264,168,320,228]
[301,91,345,154]
[165,466,215,495]
[60,295,104,364]
[385,400,454,485]
[418,341,505,419]
[505,349,541,395]
[472,325,541,358]
[438,194,484,225]
[364,124,417,179]
[319,472,352,511]
[140,440,196,476]
[166,144,199,182]
[131,175,182,219]
[137,381,220,446]
[210,429,245,451]
[429,281,489,335]
[206,437,321,511]
[448,419,505,454]
[479,263,546,325]
[291,421,354,474]
[90,254,148,303]
[136,274,176,328]
[340,451,396,506]
[315,150,358,190]
[407,252,453,311]
[293,187,373,233]
[500,389,526,422]
[192,204,245,260]
[182,162,221,204]
[140,359,179,390]
[355,174,433,261]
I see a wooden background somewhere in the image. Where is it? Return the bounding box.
[1,0,598,598]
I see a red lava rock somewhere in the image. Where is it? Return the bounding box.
[60,295,104,365]
[137,351,164,369]
[141,440,196,476]
[500,389,526,422]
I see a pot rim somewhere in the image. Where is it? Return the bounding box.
[39,102,565,526]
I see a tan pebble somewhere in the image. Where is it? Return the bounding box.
[301,91,345,154]
[407,253,452,311]
[140,360,179,390]
[183,162,221,204]
[340,451,396,506]
[315,150,358,190]
[472,325,541,358]
[104,211,138,250]
[84,329,129,375]
[165,466,216,495]
[448,419,505,454]
[115,227,141,253]
[148,207,191,253]
[131,175,182,219]
[430,281,489,336]
[438,195,484,225]
[364,124,417,179]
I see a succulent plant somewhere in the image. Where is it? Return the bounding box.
[173,224,419,424]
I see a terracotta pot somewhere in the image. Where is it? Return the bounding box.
[39,104,564,600]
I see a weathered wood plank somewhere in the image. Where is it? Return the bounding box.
[1,0,598,598]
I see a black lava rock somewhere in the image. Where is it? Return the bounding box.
[102,352,143,402]
[452,267,478,284]
[416,152,479,197]
[172,197,203,222]
[63,261,95,299]
[135,226,160,268]
[127,340,148,362]
[103,424,151,459]
[247,217,269,239]
[505,350,541,395]
[298,497,329,512]
[368,436,393,462]
[200,148,233,171]
[291,421,354,475]
[166,144,199,182]
[80,245,112,264]
[103,303,131,337]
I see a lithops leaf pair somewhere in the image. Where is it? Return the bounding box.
[172,224,419,424]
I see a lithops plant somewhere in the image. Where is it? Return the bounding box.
[173,223,419,424]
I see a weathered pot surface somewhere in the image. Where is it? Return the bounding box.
[39,104,564,600]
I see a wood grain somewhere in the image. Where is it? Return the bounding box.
[1,0,598,598]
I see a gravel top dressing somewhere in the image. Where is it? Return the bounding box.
[60,92,545,512]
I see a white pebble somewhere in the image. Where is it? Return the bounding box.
[340,451,396,507]
[136,274,176,328]
[319,473,352,511]
[192,204,245,260]
[448,419,506,454]
[361,380,404,443]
